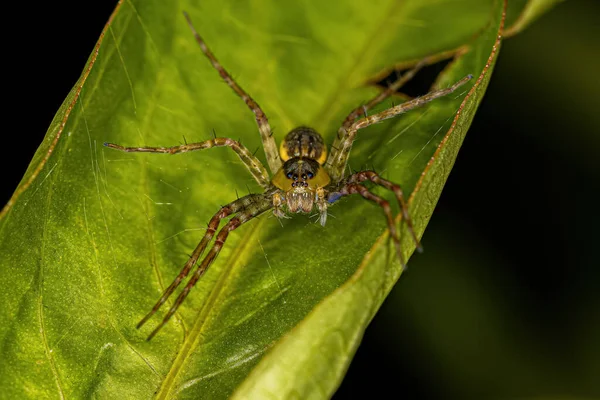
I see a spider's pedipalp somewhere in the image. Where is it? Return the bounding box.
[104,137,270,188]
[183,12,282,174]
[145,192,274,340]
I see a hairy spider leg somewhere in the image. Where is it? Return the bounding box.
[346,171,422,253]
[183,12,282,174]
[338,57,430,134]
[104,137,270,188]
[145,192,275,340]
[137,193,266,331]
[328,183,406,267]
[327,74,473,182]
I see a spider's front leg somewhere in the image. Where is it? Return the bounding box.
[326,169,425,267]
[140,191,274,340]
[326,181,407,267]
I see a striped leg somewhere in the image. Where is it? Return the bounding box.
[144,192,274,340]
[347,171,422,252]
[327,183,406,267]
[337,58,429,135]
[136,193,268,336]
[183,12,282,174]
[326,74,473,182]
[104,137,270,188]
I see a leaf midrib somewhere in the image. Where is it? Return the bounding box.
[151,7,280,394]
[39,153,66,400]
[157,215,269,398]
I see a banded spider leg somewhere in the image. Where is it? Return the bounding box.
[336,57,431,134]
[327,73,474,181]
[183,12,282,174]
[324,72,473,260]
[104,137,276,338]
[104,137,270,188]
[139,191,274,340]
[327,171,422,268]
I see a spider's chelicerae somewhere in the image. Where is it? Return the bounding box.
[105,12,472,340]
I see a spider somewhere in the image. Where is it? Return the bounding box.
[105,12,472,340]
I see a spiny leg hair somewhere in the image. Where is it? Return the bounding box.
[183,12,282,174]
[104,137,270,189]
[141,192,273,340]
[346,171,422,253]
[136,193,258,330]
[327,74,473,182]
[338,57,430,134]
[330,183,406,267]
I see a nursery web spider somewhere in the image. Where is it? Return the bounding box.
[105,12,472,340]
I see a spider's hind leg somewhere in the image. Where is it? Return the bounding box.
[338,57,430,134]
[326,73,473,182]
[325,58,429,180]
[183,12,282,174]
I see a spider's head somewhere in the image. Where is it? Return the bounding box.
[271,156,330,213]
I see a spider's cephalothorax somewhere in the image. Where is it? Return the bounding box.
[104,12,473,340]
[271,127,331,218]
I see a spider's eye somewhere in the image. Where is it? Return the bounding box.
[307,172,314,179]
[286,172,293,179]
[301,174,307,180]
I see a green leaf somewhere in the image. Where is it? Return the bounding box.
[233,2,507,399]
[0,0,507,398]
[504,0,567,36]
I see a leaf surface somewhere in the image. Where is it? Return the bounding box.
[0,0,542,398]
[504,0,566,36]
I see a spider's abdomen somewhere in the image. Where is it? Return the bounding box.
[280,126,327,165]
